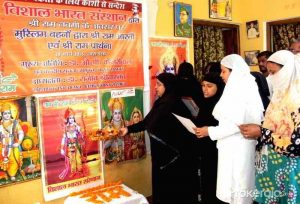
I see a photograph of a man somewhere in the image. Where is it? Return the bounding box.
[246,20,260,39]
[174,3,192,38]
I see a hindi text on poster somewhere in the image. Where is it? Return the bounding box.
[0,0,144,96]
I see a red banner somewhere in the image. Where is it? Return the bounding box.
[0,0,144,96]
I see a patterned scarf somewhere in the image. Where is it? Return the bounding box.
[262,51,300,157]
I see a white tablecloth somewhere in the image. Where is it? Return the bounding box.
[64,184,149,204]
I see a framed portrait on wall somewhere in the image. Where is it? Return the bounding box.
[244,50,260,66]
[174,2,192,38]
[209,0,232,20]
[246,20,260,39]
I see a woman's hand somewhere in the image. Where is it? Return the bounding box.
[239,124,262,139]
[119,127,128,136]
[193,126,209,139]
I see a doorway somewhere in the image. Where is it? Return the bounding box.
[193,20,240,80]
[266,17,300,52]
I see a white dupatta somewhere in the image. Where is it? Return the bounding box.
[213,54,264,126]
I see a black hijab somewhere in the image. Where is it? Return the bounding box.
[156,72,176,95]
[177,61,194,78]
[196,72,224,126]
[202,72,224,101]
[145,73,178,134]
[176,62,204,108]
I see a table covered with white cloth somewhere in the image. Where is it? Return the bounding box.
[64,184,149,204]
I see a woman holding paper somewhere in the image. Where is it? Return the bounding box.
[120,72,198,204]
[194,72,225,203]
[194,54,264,204]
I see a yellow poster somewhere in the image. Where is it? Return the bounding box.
[36,91,103,201]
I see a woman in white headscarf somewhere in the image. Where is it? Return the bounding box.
[240,50,300,204]
[195,54,264,204]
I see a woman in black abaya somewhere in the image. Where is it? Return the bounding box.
[195,72,225,204]
[120,73,197,204]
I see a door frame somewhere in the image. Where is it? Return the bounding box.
[266,17,300,51]
[193,20,240,54]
